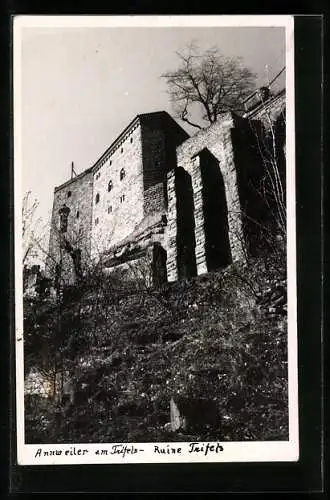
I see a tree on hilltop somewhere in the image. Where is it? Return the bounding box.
[161,42,256,130]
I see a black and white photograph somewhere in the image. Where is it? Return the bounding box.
[14,15,298,465]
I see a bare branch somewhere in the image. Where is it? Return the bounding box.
[22,191,45,266]
[161,43,256,129]
[180,99,203,130]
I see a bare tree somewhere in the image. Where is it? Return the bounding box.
[22,191,44,265]
[161,42,256,130]
[248,108,286,242]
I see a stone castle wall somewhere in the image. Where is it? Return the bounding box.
[166,91,286,282]
[90,112,188,261]
[167,113,246,282]
[141,112,189,216]
[48,93,286,288]
[141,116,168,192]
[144,182,167,216]
[91,121,145,259]
[47,169,94,284]
[48,112,188,286]
[141,112,189,191]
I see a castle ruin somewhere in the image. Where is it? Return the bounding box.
[47,87,286,288]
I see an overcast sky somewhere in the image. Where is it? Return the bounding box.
[19,23,286,227]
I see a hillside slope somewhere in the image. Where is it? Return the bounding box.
[24,256,288,443]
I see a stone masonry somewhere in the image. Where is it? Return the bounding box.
[167,112,245,282]
[48,168,94,285]
[48,89,286,287]
[48,111,188,285]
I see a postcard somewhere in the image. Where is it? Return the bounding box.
[14,14,298,465]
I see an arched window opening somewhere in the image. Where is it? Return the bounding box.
[108,180,113,192]
[120,168,126,181]
[67,191,72,198]
[95,193,100,204]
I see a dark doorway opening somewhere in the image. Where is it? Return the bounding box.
[199,148,231,271]
[175,167,197,279]
[151,243,168,287]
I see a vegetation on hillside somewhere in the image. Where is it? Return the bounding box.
[24,254,288,444]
